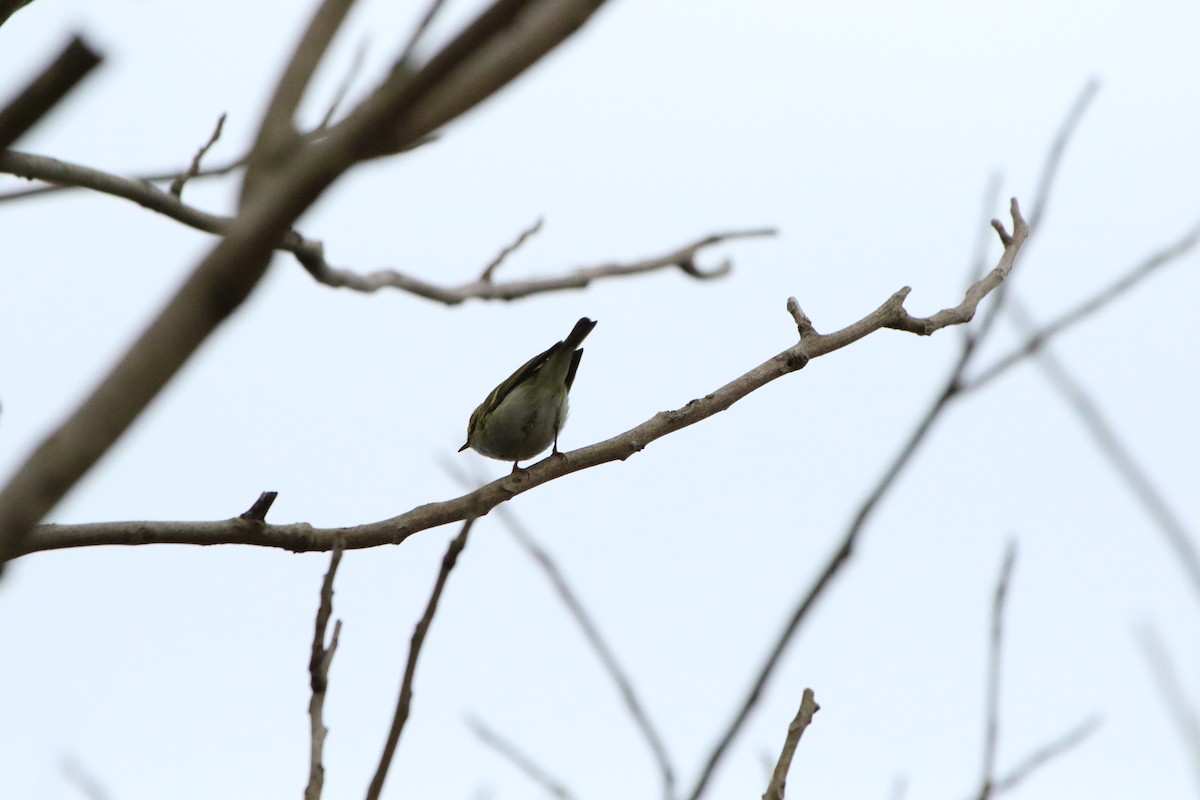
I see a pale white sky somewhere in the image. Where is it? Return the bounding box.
[2,1,1198,799]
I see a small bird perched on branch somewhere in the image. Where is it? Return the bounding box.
[460,317,597,472]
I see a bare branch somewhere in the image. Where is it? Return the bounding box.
[0,0,34,29]
[762,689,819,800]
[19,203,1029,559]
[990,717,1101,796]
[0,150,243,231]
[170,113,227,198]
[1026,79,1099,230]
[399,0,452,64]
[61,758,112,800]
[963,216,1200,394]
[318,40,369,130]
[306,542,345,800]
[974,542,1018,800]
[243,0,359,202]
[0,152,767,302]
[492,500,676,797]
[1007,300,1200,607]
[480,217,544,282]
[884,200,1028,335]
[293,227,776,299]
[0,155,245,203]
[365,520,474,800]
[1138,625,1200,794]
[466,716,578,800]
[0,36,102,151]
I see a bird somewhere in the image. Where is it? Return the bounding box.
[460,317,597,471]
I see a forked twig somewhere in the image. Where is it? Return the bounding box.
[305,540,345,800]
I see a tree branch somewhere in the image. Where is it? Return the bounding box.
[1008,300,1200,607]
[491,493,676,798]
[305,542,345,800]
[963,215,1200,394]
[0,151,768,301]
[0,0,34,29]
[973,542,1018,800]
[170,112,227,198]
[17,201,1028,558]
[466,716,578,800]
[989,717,1101,796]
[0,36,102,151]
[762,688,819,800]
[1137,625,1200,794]
[365,520,473,800]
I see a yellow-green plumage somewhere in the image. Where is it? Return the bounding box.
[460,317,596,470]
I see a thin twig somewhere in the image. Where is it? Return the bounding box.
[1137,625,1200,794]
[964,216,1200,394]
[990,717,1101,796]
[1026,79,1099,231]
[306,541,345,800]
[494,499,676,798]
[480,217,544,282]
[466,716,578,800]
[365,520,474,800]
[289,227,776,298]
[1007,300,1200,607]
[0,37,102,151]
[20,204,1029,559]
[244,0,358,202]
[762,689,819,800]
[974,542,1018,800]
[0,156,245,203]
[442,456,676,798]
[0,149,771,301]
[399,0,452,64]
[318,40,369,130]
[170,113,227,198]
[61,758,111,800]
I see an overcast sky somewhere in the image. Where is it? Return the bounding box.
[2,1,1198,799]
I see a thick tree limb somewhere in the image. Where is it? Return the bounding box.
[17,201,1028,559]
[0,0,33,28]
[0,37,101,151]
